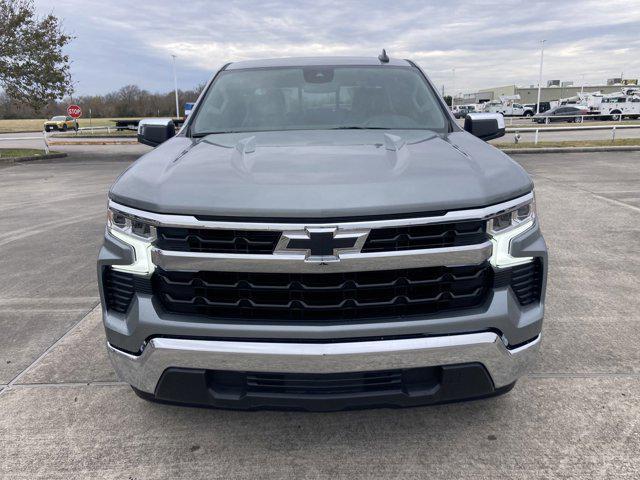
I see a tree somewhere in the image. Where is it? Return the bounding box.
[443,95,452,107]
[0,0,73,112]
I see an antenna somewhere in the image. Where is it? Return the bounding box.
[378,49,389,63]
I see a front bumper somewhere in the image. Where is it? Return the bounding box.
[108,332,539,409]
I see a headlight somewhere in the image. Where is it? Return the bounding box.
[487,195,536,268]
[107,207,155,275]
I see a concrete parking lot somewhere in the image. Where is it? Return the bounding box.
[1,146,639,479]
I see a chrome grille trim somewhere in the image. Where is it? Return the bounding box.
[108,193,533,231]
[106,196,537,273]
[151,242,493,273]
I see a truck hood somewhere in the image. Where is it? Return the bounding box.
[109,130,532,218]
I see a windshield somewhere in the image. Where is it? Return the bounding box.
[191,66,449,135]
[52,116,66,121]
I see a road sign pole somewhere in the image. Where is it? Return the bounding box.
[172,55,179,119]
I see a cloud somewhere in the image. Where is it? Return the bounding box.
[34,0,640,95]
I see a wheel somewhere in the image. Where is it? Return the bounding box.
[74,124,79,132]
[45,127,50,132]
[610,111,622,121]
[62,124,68,131]
[524,111,533,117]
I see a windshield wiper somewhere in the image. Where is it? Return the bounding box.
[191,130,242,137]
[329,126,389,130]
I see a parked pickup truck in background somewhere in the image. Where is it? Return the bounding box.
[99,53,547,411]
[486,99,535,117]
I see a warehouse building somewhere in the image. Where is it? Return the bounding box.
[457,80,638,105]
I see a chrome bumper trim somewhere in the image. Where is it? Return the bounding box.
[150,241,493,273]
[107,332,541,394]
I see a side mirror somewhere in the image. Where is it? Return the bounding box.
[137,118,175,147]
[464,113,505,141]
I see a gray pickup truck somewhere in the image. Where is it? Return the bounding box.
[98,54,547,411]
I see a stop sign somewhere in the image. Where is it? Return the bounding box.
[67,104,82,118]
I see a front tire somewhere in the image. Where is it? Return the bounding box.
[62,124,68,131]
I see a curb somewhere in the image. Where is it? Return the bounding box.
[54,135,136,139]
[498,145,640,154]
[0,152,67,164]
[48,140,138,145]
[0,130,43,134]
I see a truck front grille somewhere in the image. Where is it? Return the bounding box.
[152,263,493,322]
[156,220,487,255]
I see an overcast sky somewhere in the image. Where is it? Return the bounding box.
[34,0,640,96]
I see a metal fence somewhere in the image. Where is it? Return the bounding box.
[506,122,640,144]
[0,132,50,154]
[503,112,637,126]
[0,125,132,153]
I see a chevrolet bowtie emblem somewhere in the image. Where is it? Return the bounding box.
[276,227,369,262]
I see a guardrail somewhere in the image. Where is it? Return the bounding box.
[0,131,50,153]
[77,125,137,133]
[0,126,136,152]
[502,112,637,126]
[506,123,640,144]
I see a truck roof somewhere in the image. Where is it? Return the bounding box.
[226,56,413,70]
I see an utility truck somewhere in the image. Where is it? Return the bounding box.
[486,95,535,117]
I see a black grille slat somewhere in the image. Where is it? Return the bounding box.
[362,221,488,252]
[156,227,281,254]
[153,264,492,322]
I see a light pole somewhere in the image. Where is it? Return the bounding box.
[535,40,545,114]
[452,68,456,107]
[171,54,179,118]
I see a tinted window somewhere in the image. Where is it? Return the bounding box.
[192,66,449,135]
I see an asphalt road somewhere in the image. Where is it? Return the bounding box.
[1,147,639,479]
